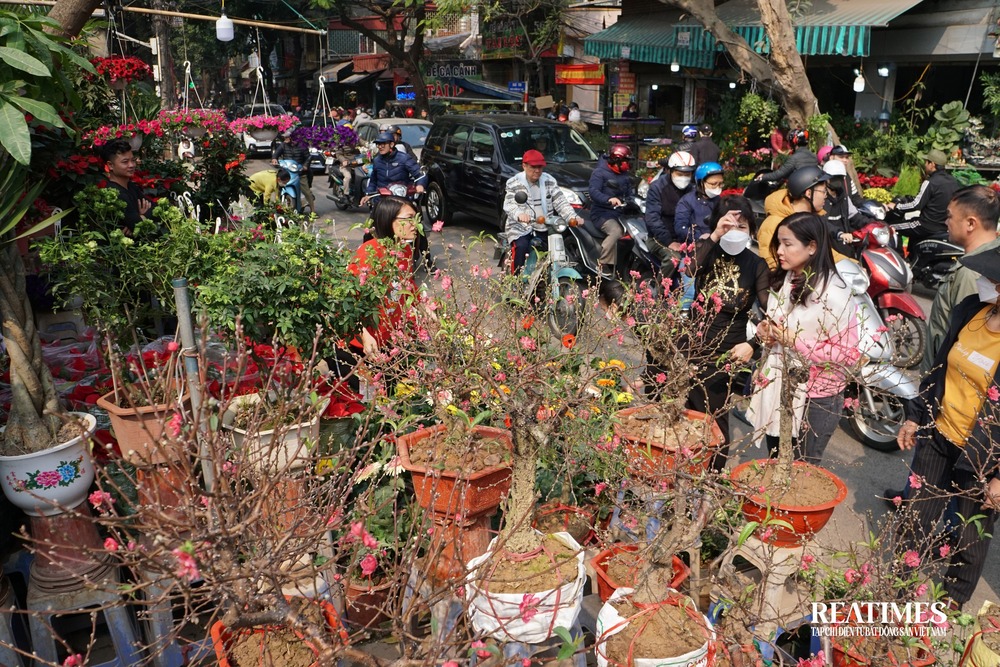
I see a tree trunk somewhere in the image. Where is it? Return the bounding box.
[46,0,102,38]
[498,425,542,554]
[151,0,176,112]
[0,243,62,456]
[755,0,818,127]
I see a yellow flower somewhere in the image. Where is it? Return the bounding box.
[615,392,634,404]
[596,378,617,388]
[395,382,416,398]
[315,458,336,476]
[590,406,602,415]
[445,404,460,415]
[499,384,511,395]
[607,359,627,371]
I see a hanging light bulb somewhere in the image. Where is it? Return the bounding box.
[670,61,680,73]
[853,72,865,93]
[217,1,234,42]
[729,81,737,89]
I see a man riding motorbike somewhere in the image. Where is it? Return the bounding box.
[362,131,427,206]
[271,131,316,212]
[645,151,695,276]
[502,149,583,273]
[886,148,959,245]
[756,129,818,185]
[588,143,635,279]
[380,124,414,155]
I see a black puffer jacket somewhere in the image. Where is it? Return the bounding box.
[758,147,818,184]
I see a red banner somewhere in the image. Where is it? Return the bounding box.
[555,64,605,85]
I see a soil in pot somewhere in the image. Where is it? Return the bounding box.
[605,598,708,662]
[228,627,315,667]
[617,409,709,451]
[533,504,595,545]
[735,463,840,508]
[484,535,579,595]
[57,420,86,443]
[980,610,1000,653]
[406,428,510,472]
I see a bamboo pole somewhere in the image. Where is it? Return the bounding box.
[0,0,327,35]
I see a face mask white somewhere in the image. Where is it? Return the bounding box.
[671,175,692,190]
[975,275,1000,304]
[705,187,723,199]
[719,230,750,256]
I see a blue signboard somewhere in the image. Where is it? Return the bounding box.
[395,85,415,100]
[508,81,526,93]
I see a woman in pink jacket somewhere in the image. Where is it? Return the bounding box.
[747,212,861,462]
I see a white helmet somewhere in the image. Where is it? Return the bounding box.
[823,160,847,177]
[667,151,696,173]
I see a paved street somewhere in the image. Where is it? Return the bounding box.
[259,159,999,615]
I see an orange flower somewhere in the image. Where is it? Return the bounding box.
[504,415,512,428]
[562,334,576,349]
[521,315,535,330]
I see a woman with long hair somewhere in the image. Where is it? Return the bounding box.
[747,212,860,462]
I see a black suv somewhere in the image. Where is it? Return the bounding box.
[421,115,599,227]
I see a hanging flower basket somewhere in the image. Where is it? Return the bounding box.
[84,120,164,150]
[157,108,230,137]
[230,114,300,140]
[90,56,153,88]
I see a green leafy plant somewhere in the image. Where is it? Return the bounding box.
[925,100,970,156]
[188,129,249,220]
[806,113,831,153]
[892,165,923,198]
[736,92,779,143]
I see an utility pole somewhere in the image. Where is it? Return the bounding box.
[151,0,176,110]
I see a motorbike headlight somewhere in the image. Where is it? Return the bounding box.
[836,258,870,295]
[637,179,649,199]
[389,184,408,197]
[871,226,891,247]
[559,187,582,208]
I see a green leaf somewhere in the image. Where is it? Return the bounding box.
[6,206,71,241]
[737,521,759,546]
[0,99,29,164]
[8,96,64,128]
[0,45,48,76]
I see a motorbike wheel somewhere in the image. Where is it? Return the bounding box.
[884,308,926,369]
[847,387,904,452]
[547,277,583,338]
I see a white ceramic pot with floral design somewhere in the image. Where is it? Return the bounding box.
[0,413,97,516]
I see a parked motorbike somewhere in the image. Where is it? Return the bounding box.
[849,219,927,369]
[278,159,306,213]
[836,259,920,451]
[325,152,370,211]
[884,200,964,289]
[503,191,586,337]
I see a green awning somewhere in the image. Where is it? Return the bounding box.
[674,0,926,57]
[584,18,716,69]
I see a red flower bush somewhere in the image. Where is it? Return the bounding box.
[858,174,898,189]
[90,56,153,84]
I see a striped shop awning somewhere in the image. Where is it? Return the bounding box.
[674,0,926,57]
[584,18,718,69]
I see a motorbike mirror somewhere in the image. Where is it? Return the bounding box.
[514,191,528,204]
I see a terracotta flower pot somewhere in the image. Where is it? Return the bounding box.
[532,501,598,546]
[591,543,691,603]
[614,407,725,481]
[210,597,349,667]
[96,390,188,466]
[730,459,848,547]
[395,424,513,516]
[0,413,97,516]
[832,634,935,667]
[344,578,393,628]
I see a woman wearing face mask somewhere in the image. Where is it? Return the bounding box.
[897,247,1000,610]
[683,195,771,470]
[674,162,726,245]
[747,212,860,463]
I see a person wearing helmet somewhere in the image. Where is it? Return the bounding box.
[502,149,584,273]
[271,131,316,213]
[380,124,414,155]
[675,161,725,243]
[588,144,636,278]
[645,151,696,272]
[822,160,875,251]
[756,165,831,270]
[677,125,699,153]
[363,131,427,205]
[756,128,817,185]
[817,145,833,165]
[690,123,721,166]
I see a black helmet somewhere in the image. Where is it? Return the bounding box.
[787,166,830,199]
[787,128,809,148]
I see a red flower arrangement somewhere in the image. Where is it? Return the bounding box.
[90,56,153,85]
[858,174,899,189]
[84,120,164,148]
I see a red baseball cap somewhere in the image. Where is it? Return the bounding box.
[522,149,546,167]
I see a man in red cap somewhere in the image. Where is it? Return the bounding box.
[502,149,583,272]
